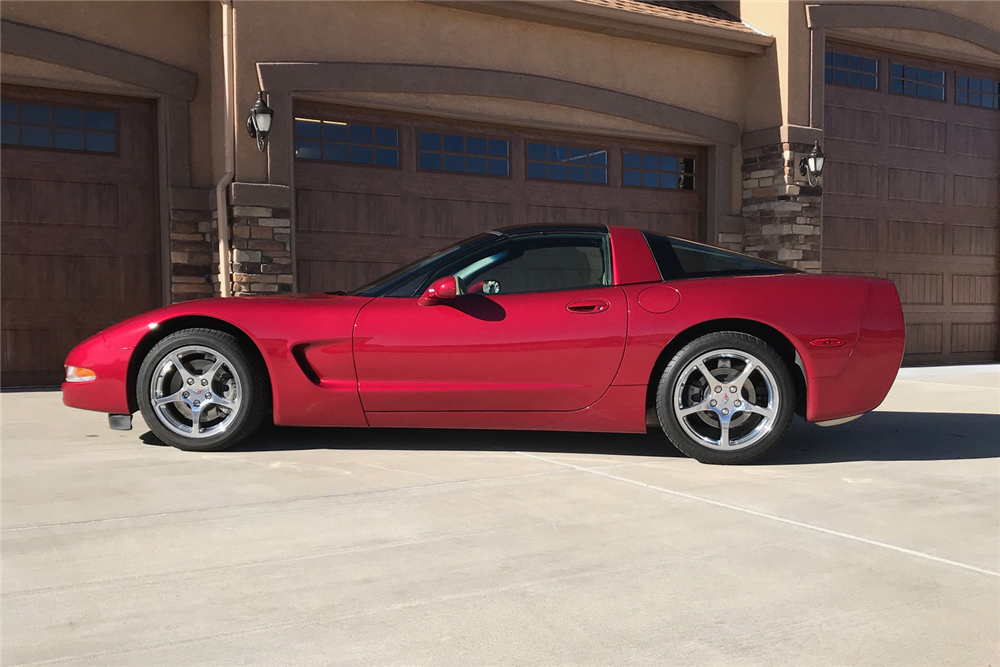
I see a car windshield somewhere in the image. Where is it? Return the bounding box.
[342,233,497,297]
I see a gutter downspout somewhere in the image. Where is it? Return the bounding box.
[214,0,235,297]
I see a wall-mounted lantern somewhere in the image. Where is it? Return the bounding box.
[798,141,825,187]
[246,91,274,152]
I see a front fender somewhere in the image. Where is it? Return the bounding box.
[62,332,133,414]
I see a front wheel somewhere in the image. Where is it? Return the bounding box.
[136,328,267,451]
[655,332,795,464]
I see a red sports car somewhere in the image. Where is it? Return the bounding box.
[62,225,905,464]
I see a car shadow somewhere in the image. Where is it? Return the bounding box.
[140,410,1000,464]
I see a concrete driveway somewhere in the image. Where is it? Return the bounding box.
[2,366,998,666]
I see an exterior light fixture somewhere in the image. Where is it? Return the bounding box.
[246,91,274,152]
[798,141,825,187]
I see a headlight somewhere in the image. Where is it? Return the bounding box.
[65,366,97,383]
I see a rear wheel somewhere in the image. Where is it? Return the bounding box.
[655,332,795,464]
[136,328,267,451]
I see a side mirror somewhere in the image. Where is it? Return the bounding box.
[418,275,463,306]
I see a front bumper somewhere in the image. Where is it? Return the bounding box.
[61,333,133,415]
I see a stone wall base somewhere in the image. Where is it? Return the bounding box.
[168,206,218,302]
[740,142,822,273]
[228,205,293,296]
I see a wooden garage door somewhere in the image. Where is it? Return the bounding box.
[1,86,160,387]
[822,44,1000,364]
[293,103,705,293]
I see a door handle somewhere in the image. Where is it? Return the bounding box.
[566,299,610,313]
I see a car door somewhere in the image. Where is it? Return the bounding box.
[353,232,628,413]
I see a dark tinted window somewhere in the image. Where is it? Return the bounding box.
[644,233,796,280]
[526,143,608,184]
[956,74,999,109]
[430,234,609,295]
[294,118,399,167]
[825,51,878,90]
[889,63,945,101]
[623,152,695,190]
[1,101,116,153]
[417,131,510,176]
[349,233,496,297]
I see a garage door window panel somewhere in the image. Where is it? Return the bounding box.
[890,63,946,101]
[956,74,999,110]
[294,118,399,167]
[418,131,510,177]
[1,100,117,154]
[825,51,879,90]
[623,151,695,190]
[526,142,608,184]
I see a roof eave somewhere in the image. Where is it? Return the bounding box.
[425,1,773,58]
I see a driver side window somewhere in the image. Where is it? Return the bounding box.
[432,233,609,296]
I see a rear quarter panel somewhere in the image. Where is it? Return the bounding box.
[613,274,904,421]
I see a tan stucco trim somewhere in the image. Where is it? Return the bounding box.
[425,1,773,57]
[806,4,1000,56]
[256,62,741,146]
[0,19,198,101]
[742,124,823,151]
[229,182,291,209]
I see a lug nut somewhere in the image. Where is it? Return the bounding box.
[730,386,737,393]
[182,391,189,398]
[205,393,212,399]
[715,386,722,393]
[186,378,194,385]
[201,378,208,386]
[721,408,729,416]
[734,400,742,407]
[193,400,201,407]
[710,399,717,407]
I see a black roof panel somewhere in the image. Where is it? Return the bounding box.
[494,224,608,236]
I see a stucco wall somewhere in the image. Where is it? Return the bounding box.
[230,0,748,183]
[739,1,791,132]
[0,1,214,188]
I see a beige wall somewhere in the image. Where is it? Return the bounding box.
[230,0,748,183]
[738,1,790,132]
[1,1,215,188]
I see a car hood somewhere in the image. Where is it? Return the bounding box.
[93,293,374,350]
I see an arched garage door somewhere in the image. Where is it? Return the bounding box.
[822,44,999,364]
[1,86,161,387]
[292,102,706,293]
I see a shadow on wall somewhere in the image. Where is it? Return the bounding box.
[141,411,1000,465]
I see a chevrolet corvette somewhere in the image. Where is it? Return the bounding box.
[63,224,905,464]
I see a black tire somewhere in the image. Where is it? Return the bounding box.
[136,328,268,451]
[655,331,795,464]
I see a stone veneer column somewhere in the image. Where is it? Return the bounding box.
[228,205,293,296]
[168,205,218,301]
[740,142,823,273]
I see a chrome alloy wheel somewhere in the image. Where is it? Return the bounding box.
[149,345,242,438]
[672,349,779,451]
